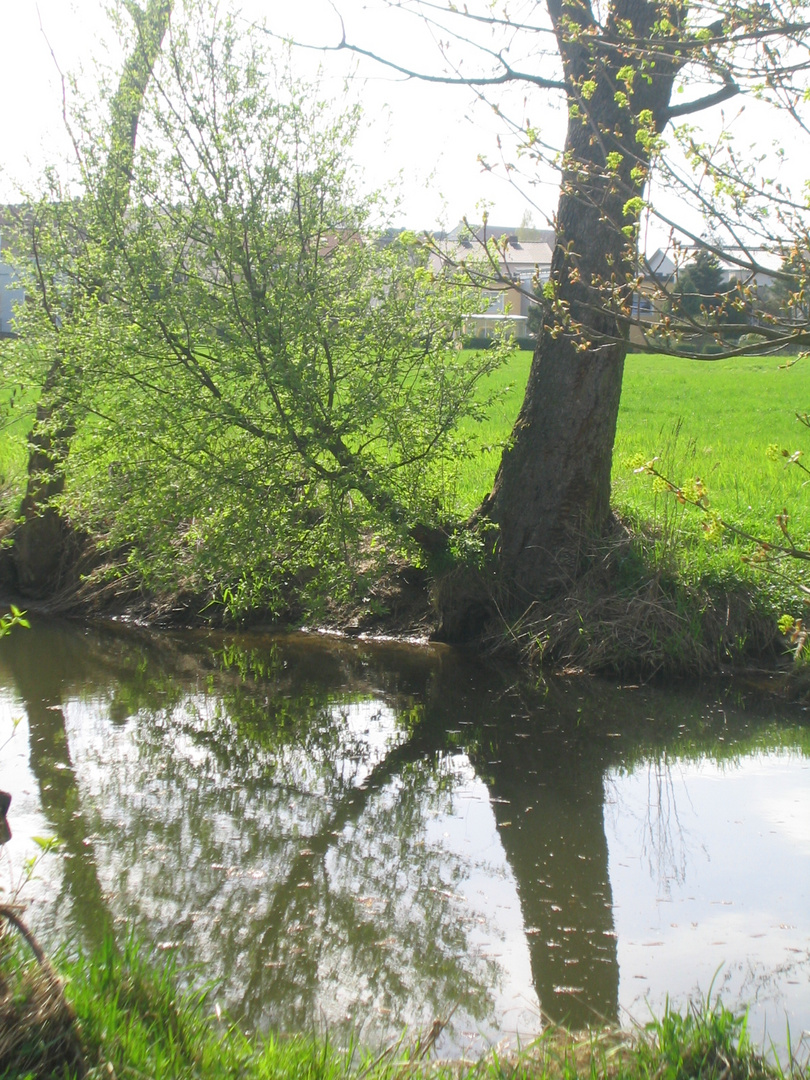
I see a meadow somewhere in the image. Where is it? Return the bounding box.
[453,350,810,606]
[3,348,810,620]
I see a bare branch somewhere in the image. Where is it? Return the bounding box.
[665,78,740,120]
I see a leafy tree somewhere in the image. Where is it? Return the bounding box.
[761,250,809,326]
[673,250,726,320]
[320,0,810,635]
[8,3,509,616]
[11,0,173,594]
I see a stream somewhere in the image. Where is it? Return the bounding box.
[0,618,808,1057]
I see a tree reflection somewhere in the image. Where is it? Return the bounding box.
[0,623,115,947]
[90,694,508,1039]
[0,620,806,1046]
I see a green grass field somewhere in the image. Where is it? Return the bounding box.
[3,347,810,612]
[453,350,810,599]
[614,352,810,539]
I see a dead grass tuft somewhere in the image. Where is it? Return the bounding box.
[0,906,85,1079]
[486,519,780,678]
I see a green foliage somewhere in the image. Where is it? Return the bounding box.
[640,999,772,1080]
[57,933,354,1080]
[758,252,810,328]
[5,929,806,1080]
[8,1,510,617]
[0,606,29,638]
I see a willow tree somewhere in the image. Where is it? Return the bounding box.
[12,0,172,593]
[326,0,810,635]
[10,2,509,616]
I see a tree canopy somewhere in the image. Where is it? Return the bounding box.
[6,1,510,615]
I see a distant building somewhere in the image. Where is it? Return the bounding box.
[0,236,24,337]
[0,207,28,337]
[430,223,554,340]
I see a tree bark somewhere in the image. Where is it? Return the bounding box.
[438,0,681,634]
[12,0,172,595]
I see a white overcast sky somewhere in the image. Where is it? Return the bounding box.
[2,0,805,245]
[1,0,568,229]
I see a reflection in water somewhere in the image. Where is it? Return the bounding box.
[606,752,810,1044]
[1,626,114,947]
[0,620,808,1053]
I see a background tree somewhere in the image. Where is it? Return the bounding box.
[11,0,172,595]
[761,250,809,327]
[673,250,727,320]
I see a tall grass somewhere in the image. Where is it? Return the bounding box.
[1,929,807,1080]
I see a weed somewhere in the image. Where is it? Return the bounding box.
[1,925,808,1080]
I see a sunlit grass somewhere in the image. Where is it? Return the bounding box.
[452,350,810,609]
[0,341,35,510]
[2,929,806,1080]
[613,353,810,572]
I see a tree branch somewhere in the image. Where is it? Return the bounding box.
[665,78,740,120]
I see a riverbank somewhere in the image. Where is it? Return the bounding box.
[0,509,793,683]
[1,351,808,679]
[1,922,805,1080]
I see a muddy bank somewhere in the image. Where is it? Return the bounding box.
[0,515,794,683]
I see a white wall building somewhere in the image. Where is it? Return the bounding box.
[0,229,24,336]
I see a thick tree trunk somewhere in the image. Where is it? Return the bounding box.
[436,0,680,636]
[12,0,172,595]
[485,275,627,601]
[12,379,75,595]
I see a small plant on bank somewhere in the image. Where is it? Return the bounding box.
[1,922,809,1080]
[640,999,772,1080]
[0,606,29,639]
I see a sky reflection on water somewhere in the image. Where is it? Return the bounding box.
[0,619,808,1056]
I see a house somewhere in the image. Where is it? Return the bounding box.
[430,223,554,340]
[629,244,787,346]
[0,235,24,337]
[0,207,28,337]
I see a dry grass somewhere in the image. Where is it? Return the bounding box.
[0,906,85,1079]
[482,519,780,677]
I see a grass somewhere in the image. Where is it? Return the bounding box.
[453,350,810,610]
[613,354,810,579]
[0,921,807,1080]
[456,349,810,535]
[0,361,36,517]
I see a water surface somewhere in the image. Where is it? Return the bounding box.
[0,619,808,1055]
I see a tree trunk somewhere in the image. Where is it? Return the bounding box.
[12,377,76,595]
[437,0,681,636]
[12,0,172,595]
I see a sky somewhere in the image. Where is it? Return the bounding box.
[3,0,806,250]
[1,0,566,230]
